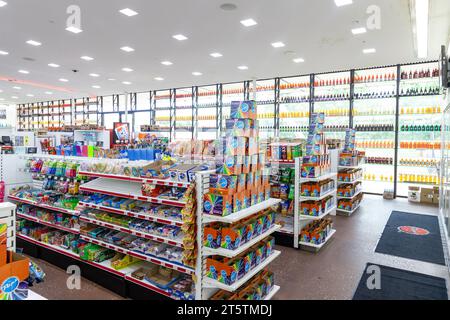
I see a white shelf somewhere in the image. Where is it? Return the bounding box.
[80,178,187,207]
[299,205,336,220]
[79,234,194,275]
[264,285,281,300]
[203,250,281,292]
[17,213,79,234]
[300,188,336,202]
[337,178,362,185]
[300,172,336,183]
[80,215,184,248]
[337,203,361,215]
[203,225,281,257]
[299,229,336,249]
[337,189,363,200]
[9,195,79,216]
[78,201,183,227]
[203,198,281,224]
[338,165,363,170]
[79,171,192,188]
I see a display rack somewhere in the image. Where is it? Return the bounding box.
[10,156,198,300]
[194,171,281,300]
[336,164,363,216]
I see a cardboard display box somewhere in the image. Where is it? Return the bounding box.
[420,187,434,204]
[408,186,421,203]
[0,252,30,285]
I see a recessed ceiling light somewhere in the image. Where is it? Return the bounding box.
[334,0,352,6]
[11,96,18,99]
[108,78,116,81]
[351,27,367,35]
[122,67,133,72]
[26,40,42,46]
[45,91,53,95]
[66,26,83,34]
[154,77,164,81]
[293,58,305,63]
[238,65,248,70]
[13,86,21,90]
[0,1,7,7]
[240,19,257,27]
[220,3,237,11]
[0,98,4,101]
[0,50,8,55]
[161,61,173,66]
[89,73,100,77]
[173,34,188,41]
[92,85,101,89]
[81,56,94,61]
[415,0,429,58]
[210,52,223,58]
[18,70,29,74]
[48,63,60,68]
[192,72,202,76]
[119,8,138,16]
[271,42,285,48]
[121,46,135,52]
[59,78,69,82]
[122,81,132,85]
[363,48,376,54]
[26,94,34,97]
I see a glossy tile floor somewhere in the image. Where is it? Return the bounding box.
[27,195,449,300]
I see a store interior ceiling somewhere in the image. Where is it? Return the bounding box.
[0,0,449,104]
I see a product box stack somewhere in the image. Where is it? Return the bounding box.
[301,113,331,179]
[338,129,365,167]
[203,101,271,217]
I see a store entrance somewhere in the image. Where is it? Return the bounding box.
[440,102,450,259]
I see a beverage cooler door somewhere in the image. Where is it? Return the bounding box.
[441,101,450,242]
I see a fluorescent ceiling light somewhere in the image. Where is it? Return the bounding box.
[414,0,429,58]
[334,0,352,7]
[121,46,135,52]
[26,94,34,97]
[81,56,94,61]
[0,1,7,7]
[119,8,138,16]
[192,72,202,76]
[271,42,285,48]
[13,86,21,90]
[122,81,132,85]
[92,85,101,89]
[0,50,8,55]
[48,63,60,68]
[240,19,257,27]
[89,73,100,77]
[363,48,376,54]
[161,61,173,66]
[351,27,367,35]
[45,91,53,95]
[154,77,164,81]
[59,78,69,82]
[0,98,4,101]
[26,40,42,46]
[108,78,116,81]
[18,70,29,74]
[66,26,83,34]
[122,67,133,72]
[11,96,18,99]
[238,65,248,70]
[172,34,188,41]
[293,58,305,63]
[210,52,223,58]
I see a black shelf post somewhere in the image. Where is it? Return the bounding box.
[350,69,355,128]
[394,64,401,199]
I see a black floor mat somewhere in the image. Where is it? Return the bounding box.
[353,263,448,300]
[375,211,445,265]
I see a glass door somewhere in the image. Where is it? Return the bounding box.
[153,90,171,139]
[197,85,218,140]
[279,75,311,140]
[442,102,450,239]
[174,87,194,140]
[353,66,397,194]
[250,79,276,140]
[222,82,245,130]
[397,62,443,196]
